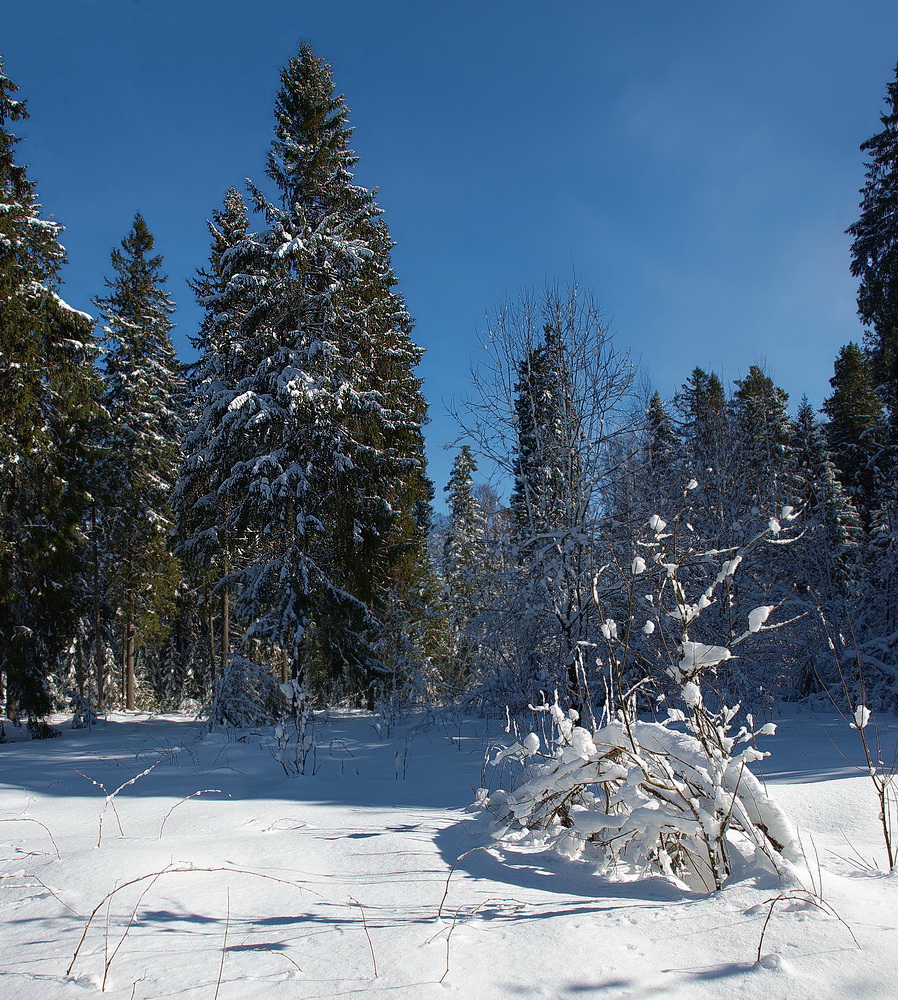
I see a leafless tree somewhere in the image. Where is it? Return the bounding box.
[452,279,636,711]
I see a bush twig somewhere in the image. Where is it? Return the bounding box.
[0,816,61,858]
[67,864,317,980]
[349,896,378,978]
[213,889,230,1000]
[157,790,230,839]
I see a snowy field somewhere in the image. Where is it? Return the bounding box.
[1,707,897,999]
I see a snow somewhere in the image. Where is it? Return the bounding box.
[679,639,732,671]
[1,708,897,999]
[748,605,775,633]
[49,290,94,324]
[852,705,872,730]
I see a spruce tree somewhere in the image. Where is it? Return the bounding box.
[444,450,486,599]
[673,368,733,546]
[0,58,102,722]
[437,446,488,694]
[174,187,251,695]
[848,60,898,413]
[674,368,728,473]
[209,44,432,705]
[733,365,791,475]
[509,325,582,545]
[644,391,678,473]
[94,214,183,710]
[787,398,862,605]
[465,285,633,711]
[822,342,886,514]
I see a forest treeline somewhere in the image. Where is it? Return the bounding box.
[1,45,896,732]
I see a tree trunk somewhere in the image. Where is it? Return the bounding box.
[125,632,135,710]
[75,643,86,701]
[207,585,216,684]
[92,502,105,712]
[124,615,136,711]
[221,586,230,678]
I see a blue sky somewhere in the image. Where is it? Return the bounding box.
[5,0,898,503]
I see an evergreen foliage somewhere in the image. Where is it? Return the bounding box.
[789,398,862,577]
[456,282,634,710]
[732,366,791,477]
[848,60,898,413]
[674,368,728,472]
[443,446,486,599]
[173,187,251,698]
[780,398,862,693]
[441,445,487,690]
[94,213,183,710]
[822,342,886,513]
[184,44,432,710]
[0,59,102,721]
[644,391,678,473]
[509,326,581,542]
[6,40,898,728]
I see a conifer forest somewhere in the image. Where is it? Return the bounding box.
[1,41,897,738]
[7,25,898,999]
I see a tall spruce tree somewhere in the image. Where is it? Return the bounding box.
[822,342,886,514]
[509,326,582,544]
[848,60,898,414]
[673,368,733,546]
[844,63,898,707]
[644,391,678,473]
[174,187,252,696]
[208,44,432,706]
[436,445,487,693]
[94,214,183,710]
[443,446,486,598]
[786,398,862,624]
[0,59,102,722]
[732,365,792,500]
[674,368,728,472]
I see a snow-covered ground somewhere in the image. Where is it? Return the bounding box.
[1,707,896,999]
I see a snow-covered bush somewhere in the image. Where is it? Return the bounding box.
[208,653,282,728]
[482,696,798,892]
[479,505,802,892]
[271,678,317,776]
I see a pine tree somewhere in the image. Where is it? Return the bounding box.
[822,342,886,514]
[848,60,898,413]
[644,391,678,473]
[0,58,102,722]
[732,365,791,484]
[783,400,862,693]
[94,214,183,710]
[673,368,734,548]
[509,326,582,544]
[671,367,802,703]
[443,446,486,597]
[601,388,682,556]
[786,397,862,643]
[174,187,251,696]
[674,369,730,505]
[440,446,488,690]
[208,44,432,706]
[674,368,728,468]
[851,496,898,708]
